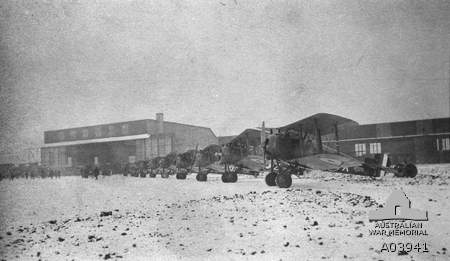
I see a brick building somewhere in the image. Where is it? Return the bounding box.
[323,117,450,164]
[41,113,217,169]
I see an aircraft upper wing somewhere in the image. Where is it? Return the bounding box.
[280,113,358,135]
[293,153,363,171]
[228,128,261,146]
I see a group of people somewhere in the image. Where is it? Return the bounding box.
[80,165,113,179]
[0,165,62,181]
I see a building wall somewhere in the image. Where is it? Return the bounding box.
[41,139,145,168]
[326,117,450,164]
[42,115,218,168]
[0,148,41,165]
[160,122,218,153]
[218,136,236,146]
[44,120,148,144]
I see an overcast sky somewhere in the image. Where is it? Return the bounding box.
[0,0,449,155]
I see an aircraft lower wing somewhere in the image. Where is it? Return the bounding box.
[236,155,265,172]
[203,162,225,173]
[292,153,363,171]
[203,155,265,173]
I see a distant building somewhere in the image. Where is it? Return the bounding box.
[41,113,217,169]
[323,117,450,164]
[0,148,41,165]
[218,135,236,146]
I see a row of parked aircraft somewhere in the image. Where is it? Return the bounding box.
[123,113,418,188]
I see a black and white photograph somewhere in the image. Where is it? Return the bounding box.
[0,0,449,260]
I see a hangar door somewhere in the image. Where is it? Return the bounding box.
[150,135,173,157]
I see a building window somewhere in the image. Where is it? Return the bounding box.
[122,124,129,135]
[355,143,366,156]
[58,131,65,141]
[48,151,55,166]
[94,127,102,137]
[94,156,99,165]
[67,157,72,167]
[165,136,172,154]
[157,136,166,156]
[369,143,381,154]
[70,130,77,139]
[128,155,136,163]
[82,129,88,138]
[441,138,450,151]
[108,125,115,136]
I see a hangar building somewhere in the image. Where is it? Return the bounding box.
[323,116,450,164]
[41,113,217,170]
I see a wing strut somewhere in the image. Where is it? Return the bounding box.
[314,118,323,153]
[298,125,304,157]
[334,122,340,154]
[261,121,266,166]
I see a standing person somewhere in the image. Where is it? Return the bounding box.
[93,166,99,180]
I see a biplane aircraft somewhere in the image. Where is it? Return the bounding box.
[175,149,198,179]
[194,129,266,182]
[261,113,418,188]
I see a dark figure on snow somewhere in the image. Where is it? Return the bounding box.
[93,166,100,180]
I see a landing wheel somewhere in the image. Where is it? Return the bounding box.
[265,172,277,186]
[196,173,207,182]
[176,172,187,180]
[149,172,156,178]
[221,173,229,183]
[394,170,405,177]
[161,172,169,178]
[394,165,406,177]
[402,163,417,178]
[276,174,292,188]
[230,172,238,183]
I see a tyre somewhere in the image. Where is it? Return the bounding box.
[403,163,418,178]
[276,174,292,188]
[196,173,207,182]
[161,172,169,178]
[265,172,277,186]
[221,173,229,183]
[229,172,238,183]
[176,172,187,180]
[394,165,406,177]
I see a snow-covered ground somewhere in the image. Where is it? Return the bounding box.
[0,165,449,261]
